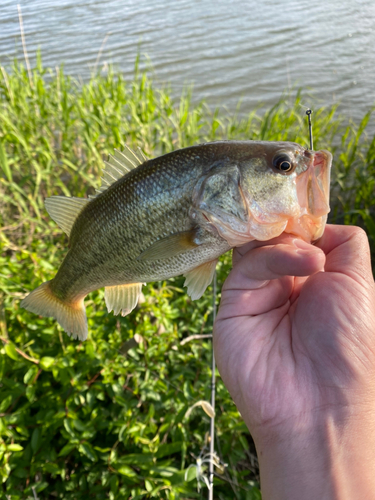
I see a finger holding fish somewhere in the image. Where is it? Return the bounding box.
[219,236,325,318]
[231,232,316,265]
[229,237,325,285]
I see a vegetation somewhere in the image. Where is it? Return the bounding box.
[0,55,374,499]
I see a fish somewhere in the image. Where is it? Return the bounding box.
[21,140,332,341]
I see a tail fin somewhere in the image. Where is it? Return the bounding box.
[21,281,88,341]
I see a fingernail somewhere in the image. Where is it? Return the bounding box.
[256,280,270,289]
[292,238,313,251]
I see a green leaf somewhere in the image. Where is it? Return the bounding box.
[58,442,77,457]
[0,140,12,182]
[184,466,197,482]
[44,462,60,474]
[145,479,153,492]
[155,441,183,459]
[117,465,137,478]
[31,428,42,453]
[7,444,23,452]
[149,465,178,478]
[93,446,111,453]
[79,442,98,461]
[0,355,5,380]
[63,419,77,438]
[32,481,49,493]
[40,356,54,370]
[0,461,10,482]
[72,418,86,432]
[12,467,28,478]
[25,385,36,402]
[0,395,12,412]
[24,365,39,384]
[117,453,153,466]
[5,342,19,361]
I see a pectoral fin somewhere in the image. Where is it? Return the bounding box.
[105,283,144,317]
[137,229,200,261]
[184,259,218,300]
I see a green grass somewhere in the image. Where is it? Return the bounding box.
[0,55,374,499]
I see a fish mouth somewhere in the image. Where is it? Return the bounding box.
[306,150,331,218]
[285,149,332,242]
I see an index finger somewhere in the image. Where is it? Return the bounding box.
[219,238,325,319]
[226,238,325,291]
[232,233,307,266]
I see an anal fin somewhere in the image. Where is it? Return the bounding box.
[184,259,218,300]
[105,283,144,317]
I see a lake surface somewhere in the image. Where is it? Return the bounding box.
[1,0,375,123]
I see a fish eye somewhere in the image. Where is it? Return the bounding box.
[272,153,294,173]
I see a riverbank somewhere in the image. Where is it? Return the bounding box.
[0,57,374,499]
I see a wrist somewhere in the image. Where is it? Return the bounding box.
[252,406,375,500]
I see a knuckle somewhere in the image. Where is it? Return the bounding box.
[351,225,367,239]
[350,226,370,250]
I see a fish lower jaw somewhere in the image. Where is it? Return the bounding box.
[203,209,327,247]
[205,214,289,247]
[284,214,328,242]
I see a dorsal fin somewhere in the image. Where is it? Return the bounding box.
[90,145,147,199]
[45,196,89,237]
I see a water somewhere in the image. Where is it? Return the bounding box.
[1,0,375,123]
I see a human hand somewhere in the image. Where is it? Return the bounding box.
[214,225,375,499]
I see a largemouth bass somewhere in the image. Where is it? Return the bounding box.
[21,141,332,340]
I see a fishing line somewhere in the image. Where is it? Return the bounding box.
[208,270,217,500]
[298,103,314,150]
[306,109,313,150]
